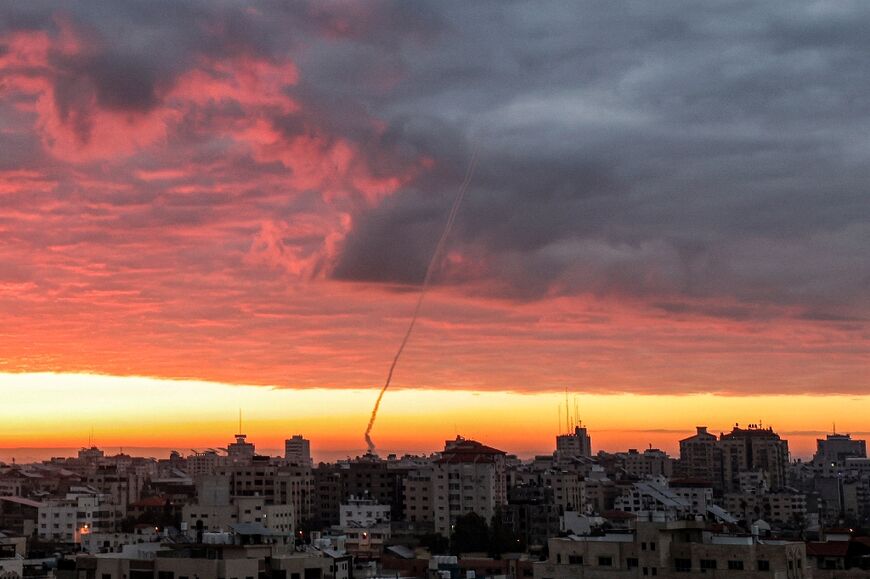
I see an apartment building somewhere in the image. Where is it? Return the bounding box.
[402,468,434,525]
[432,437,507,537]
[284,436,312,467]
[535,519,807,579]
[677,427,721,486]
[37,489,118,543]
[618,450,673,480]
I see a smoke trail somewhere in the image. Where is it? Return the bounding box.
[364,149,479,453]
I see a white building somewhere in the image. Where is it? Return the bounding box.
[37,488,117,543]
[339,495,390,527]
[186,450,226,478]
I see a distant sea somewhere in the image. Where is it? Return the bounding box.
[0,446,445,464]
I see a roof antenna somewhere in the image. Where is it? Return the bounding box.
[565,386,570,435]
[574,395,580,429]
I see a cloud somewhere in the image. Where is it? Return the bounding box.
[0,1,867,395]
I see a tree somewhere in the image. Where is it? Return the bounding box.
[488,508,523,558]
[419,533,450,555]
[451,512,489,554]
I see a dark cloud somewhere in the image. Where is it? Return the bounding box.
[2,0,869,323]
[312,1,870,322]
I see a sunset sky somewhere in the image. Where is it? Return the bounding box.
[1,2,868,460]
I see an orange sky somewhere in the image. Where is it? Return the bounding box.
[1,4,868,460]
[1,372,867,461]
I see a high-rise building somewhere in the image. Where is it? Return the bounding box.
[227,433,255,466]
[403,468,434,525]
[556,426,592,463]
[719,424,789,492]
[432,436,507,537]
[678,426,722,486]
[812,432,866,474]
[285,435,312,466]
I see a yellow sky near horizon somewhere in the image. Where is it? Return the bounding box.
[1,371,866,459]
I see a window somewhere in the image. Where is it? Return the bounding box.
[727,561,744,571]
[641,542,647,551]
[650,542,656,551]
[627,558,638,569]
[700,559,717,571]
[568,556,583,565]
[598,557,612,567]
[642,568,648,576]
[651,568,657,576]
[675,559,691,572]
[757,560,770,571]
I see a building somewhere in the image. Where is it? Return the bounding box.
[284,436,312,467]
[719,424,790,492]
[0,534,25,579]
[723,491,807,526]
[542,471,584,513]
[37,488,118,544]
[186,450,225,478]
[0,496,42,537]
[812,433,866,476]
[338,495,390,527]
[312,455,411,526]
[432,437,507,537]
[557,427,593,463]
[678,426,721,487]
[535,519,808,579]
[212,456,313,530]
[503,484,561,549]
[402,468,434,526]
[227,434,256,466]
[63,528,329,579]
[614,481,693,518]
[618,449,673,479]
[582,477,621,516]
[313,467,343,528]
[181,476,294,536]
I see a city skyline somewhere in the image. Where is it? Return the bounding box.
[4,3,870,577]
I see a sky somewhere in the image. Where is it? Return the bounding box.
[0,1,868,458]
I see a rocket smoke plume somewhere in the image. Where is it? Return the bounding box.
[364,149,479,453]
